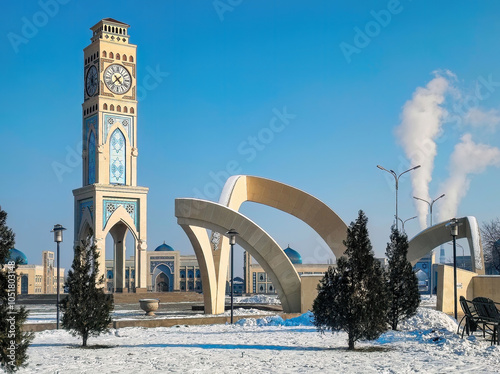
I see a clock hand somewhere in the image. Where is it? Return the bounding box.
[113,75,123,85]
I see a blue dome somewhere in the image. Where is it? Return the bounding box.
[5,248,28,265]
[284,246,302,264]
[154,242,174,252]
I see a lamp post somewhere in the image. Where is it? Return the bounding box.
[377,164,421,231]
[447,218,459,320]
[51,224,66,329]
[413,194,445,227]
[413,194,445,296]
[226,229,239,324]
[396,215,417,234]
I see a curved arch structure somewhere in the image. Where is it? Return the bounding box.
[175,198,302,313]
[175,175,349,315]
[408,216,485,274]
[219,175,348,258]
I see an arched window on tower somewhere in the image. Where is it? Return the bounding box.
[116,54,120,60]
[123,106,128,113]
[109,52,114,59]
[103,103,108,110]
[109,129,126,184]
[117,105,121,112]
[130,107,135,114]
[110,104,115,111]
[129,56,134,63]
[102,51,107,58]
[88,131,96,185]
[122,54,127,61]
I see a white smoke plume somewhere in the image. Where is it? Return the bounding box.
[395,72,453,229]
[437,134,500,221]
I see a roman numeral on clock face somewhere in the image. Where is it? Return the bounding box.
[104,64,132,94]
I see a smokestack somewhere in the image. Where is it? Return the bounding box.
[396,72,452,229]
[437,134,500,221]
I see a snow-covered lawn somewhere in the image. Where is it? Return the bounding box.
[18,307,500,373]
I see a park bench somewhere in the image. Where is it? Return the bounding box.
[458,296,500,345]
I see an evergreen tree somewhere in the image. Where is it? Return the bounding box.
[61,233,113,347]
[385,226,420,330]
[0,207,33,373]
[313,210,388,350]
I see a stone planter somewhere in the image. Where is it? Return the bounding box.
[139,299,160,316]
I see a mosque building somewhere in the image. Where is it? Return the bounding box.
[105,242,202,293]
[244,246,333,294]
[4,249,65,295]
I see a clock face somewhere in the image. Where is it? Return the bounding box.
[104,64,132,95]
[85,65,98,97]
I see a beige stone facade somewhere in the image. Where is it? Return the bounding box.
[73,19,148,293]
[105,244,202,293]
[244,251,331,294]
[12,251,65,295]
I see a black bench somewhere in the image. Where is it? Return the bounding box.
[458,296,500,345]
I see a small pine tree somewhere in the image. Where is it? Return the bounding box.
[312,210,388,350]
[61,233,113,347]
[0,207,33,373]
[386,226,420,330]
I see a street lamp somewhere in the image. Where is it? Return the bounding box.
[446,218,460,320]
[413,194,445,227]
[226,228,239,324]
[377,164,421,231]
[396,215,417,234]
[51,224,66,329]
[413,194,445,297]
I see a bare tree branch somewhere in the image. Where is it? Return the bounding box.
[481,218,500,273]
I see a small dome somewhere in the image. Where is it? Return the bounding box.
[284,246,302,264]
[154,242,174,252]
[5,248,28,265]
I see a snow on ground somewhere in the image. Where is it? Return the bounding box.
[25,305,274,324]
[233,294,281,305]
[18,307,500,373]
[419,294,437,307]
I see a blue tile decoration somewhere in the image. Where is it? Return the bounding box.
[150,260,175,274]
[88,131,96,185]
[84,115,98,147]
[109,129,126,184]
[103,199,138,229]
[104,114,134,146]
[77,199,94,231]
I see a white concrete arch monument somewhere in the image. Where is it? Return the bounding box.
[175,175,349,314]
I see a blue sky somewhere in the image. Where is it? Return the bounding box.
[1,0,499,273]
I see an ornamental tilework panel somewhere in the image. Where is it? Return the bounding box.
[103,199,138,229]
[109,129,126,184]
[103,114,134,146]
[84,115,98,149]
[150,261,174,274]
[88,131,96,185]
[77,199,94,231]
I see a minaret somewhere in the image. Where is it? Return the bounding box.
[73,19,149,292]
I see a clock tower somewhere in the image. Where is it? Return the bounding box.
[73,18,148,293]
